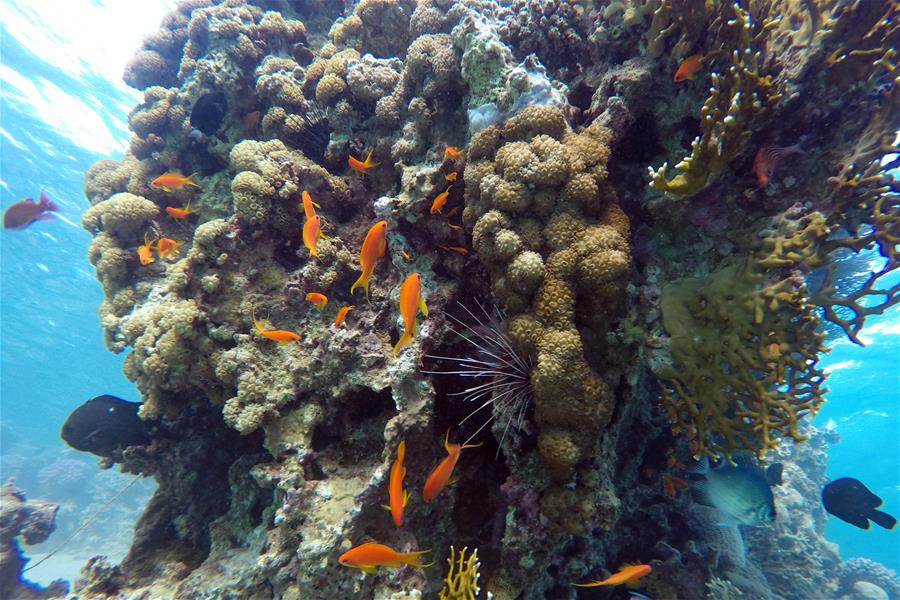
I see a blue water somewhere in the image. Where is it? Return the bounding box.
[0,0,174,585]
[0,0,896,588]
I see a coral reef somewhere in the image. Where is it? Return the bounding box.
[0,480,68,599]
[72,0,900,598]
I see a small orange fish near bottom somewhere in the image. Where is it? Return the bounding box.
[574,564,652,587]
[334,305,354,327]
[441,246,468,255]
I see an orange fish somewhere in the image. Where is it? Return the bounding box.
[445,171,458,182]
[422,430,480,502]
[350,220,388,299]
[348,150,380,173]
[393,272,428,358]
[252,311,301,345]
[447,223,463,231]
[338,542,431,574]
[444,146,462,161]
[382,440,409,527]
[334,305,354,327]
[574,564,653,587]
[301,190,320,220]
[441,245,468,255]
[674,54,705,82]
[150,172,199,192]
[166,201,196,219]
[306,292,328,310]
[753,144,803,187]
[303,215,324,257]
[137,233,157,266]
[3,190,59,230]
[430,186,452,215]
[155,237,183,260]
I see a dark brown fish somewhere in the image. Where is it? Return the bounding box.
[61,395,161,457]
[3,190,59,230]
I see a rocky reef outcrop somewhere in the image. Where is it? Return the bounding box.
[72,0,899,598]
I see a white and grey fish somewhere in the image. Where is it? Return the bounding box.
[687,456,781,526]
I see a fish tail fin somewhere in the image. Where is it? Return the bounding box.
[870,509,898,530]
[186,172,200,187]
[38,190,60,213]
[350,274,369,298]
[401,549,432,568]
[393,332,412,358]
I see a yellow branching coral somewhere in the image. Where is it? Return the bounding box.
[439,547,490,600]
[648,4,779,198]
[659,254,829,460]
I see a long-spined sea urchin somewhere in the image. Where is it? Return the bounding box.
[424,302,534,450]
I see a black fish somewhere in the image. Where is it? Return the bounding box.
[190,91,228,135]
[61,395,158,456]
[822,477,897,530]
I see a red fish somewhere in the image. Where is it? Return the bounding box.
[753,144,804,187]
[3,191,59,230]
[674,54,705,82]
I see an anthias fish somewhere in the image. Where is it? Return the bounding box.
[574,563,653,587]
[674,54,705,82]
[306,292,328,310]
[137,234,157,265]
[348,150,380,173]
[301,190,320,220]
[61,395,159,456]
[384,440,408,527]
[155,237,183,260]
[687,456,781,525]
[822,477,897,530]
[338,542,431,573]
[303,215,324,257]
[393,272,427,357]
[252,311,301,345]
[334,305,354,327]
[422,431,480,502]
[166,201,196,219]
[151,172,200,192]
[3,190,59,230]
[350,220,388,299]
[430,186,452,214]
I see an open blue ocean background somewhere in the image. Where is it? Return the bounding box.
[0,0,896,587]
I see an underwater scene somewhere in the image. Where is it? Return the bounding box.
[0,0,898,598]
